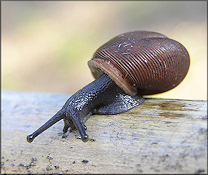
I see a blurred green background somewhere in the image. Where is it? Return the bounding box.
[2,1,207,100]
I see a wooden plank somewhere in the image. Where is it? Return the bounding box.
[1,91,207,174]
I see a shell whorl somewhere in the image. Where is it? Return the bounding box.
[88,31,190,95]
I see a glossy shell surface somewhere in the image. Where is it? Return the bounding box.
[88,31,190,95]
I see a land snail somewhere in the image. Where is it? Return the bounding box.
[27,31,190,143]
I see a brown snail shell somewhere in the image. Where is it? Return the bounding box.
[88,31,190,95]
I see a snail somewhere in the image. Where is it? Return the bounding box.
[27,31,190,143]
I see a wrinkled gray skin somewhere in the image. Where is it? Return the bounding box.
[27,74,144,142]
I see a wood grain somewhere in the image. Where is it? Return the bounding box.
[1,91,207,174]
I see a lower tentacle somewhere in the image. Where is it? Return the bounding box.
[66,113,89,142]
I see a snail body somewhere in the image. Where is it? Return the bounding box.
[27,31,190,142]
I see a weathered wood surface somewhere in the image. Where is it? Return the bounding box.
[1,91,207,174]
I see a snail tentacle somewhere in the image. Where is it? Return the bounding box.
[26,110,64,143]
